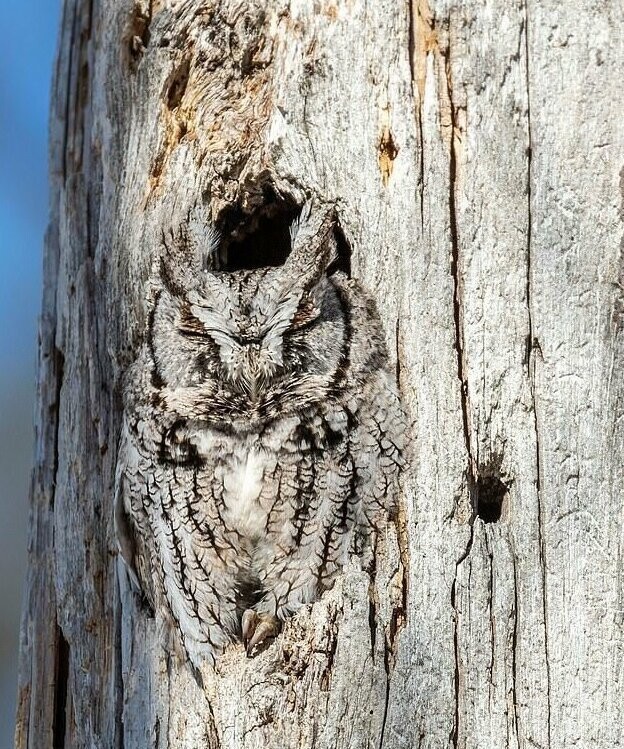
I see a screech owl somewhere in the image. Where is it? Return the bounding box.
[115,200,405,669]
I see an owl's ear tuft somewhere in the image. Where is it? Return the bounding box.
[182,209,221,272]
[193,223,221,272]
[156,219,221,295]
[286,199,349,289]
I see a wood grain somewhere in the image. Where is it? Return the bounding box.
[15,1,624,747]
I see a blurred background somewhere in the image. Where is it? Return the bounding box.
[0,0,60,744]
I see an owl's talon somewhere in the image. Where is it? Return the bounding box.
[241,609,257,649]
[241,610,280,656]
[248,617,280,655]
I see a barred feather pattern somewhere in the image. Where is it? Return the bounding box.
[115,204,405,668]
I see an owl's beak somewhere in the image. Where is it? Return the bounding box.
[226,341,282,402]
[235,346,271,403]
[249,374,261,404]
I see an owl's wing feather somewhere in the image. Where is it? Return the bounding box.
[114,437,142,594]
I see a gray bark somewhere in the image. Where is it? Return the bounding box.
[15,1,624,748]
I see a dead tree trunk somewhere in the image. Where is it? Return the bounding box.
[15,1,624,747]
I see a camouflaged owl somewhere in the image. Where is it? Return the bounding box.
[115,200,404,668]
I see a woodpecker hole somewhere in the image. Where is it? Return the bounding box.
[475,475,509,523]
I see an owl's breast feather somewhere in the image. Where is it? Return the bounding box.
[222,444,268,537]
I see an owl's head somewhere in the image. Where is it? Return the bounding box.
[150,202,347,417]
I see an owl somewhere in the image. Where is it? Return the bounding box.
[115,200,404,669]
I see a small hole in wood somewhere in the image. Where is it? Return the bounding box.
[475,475,508,523]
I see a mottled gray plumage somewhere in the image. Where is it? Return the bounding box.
[115,202,404,668]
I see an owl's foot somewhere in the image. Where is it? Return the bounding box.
[241,610,280,656]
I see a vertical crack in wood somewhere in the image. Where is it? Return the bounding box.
[407,0,435,231]
[154,717,160,749]
[450,523,475,749]
[395,318,402,387]
[379,569,402,749]
[114,573,125,749]
[50,348,65,510]
[379,573,407,748]
[407,0,415,81]
[445,50,473,483]
[372,514,406,749]
[522,12,534,375]
[510,542,521,745]
[406,0,422,226]
[523,3,552,745]
[417,108,425,232]
[319,605,340,691]
[52,626,70,749]
[368,540,379,652]
[439,22,476,749]
[486,535,494,698]
[393,529,409,654]
[204,692,221,749]
[378,662,391,749]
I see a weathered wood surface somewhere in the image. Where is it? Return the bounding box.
[15,1,624,748]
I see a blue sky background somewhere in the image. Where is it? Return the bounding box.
[0,0,61,743]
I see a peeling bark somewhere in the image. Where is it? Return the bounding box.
[16,1,624,748]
